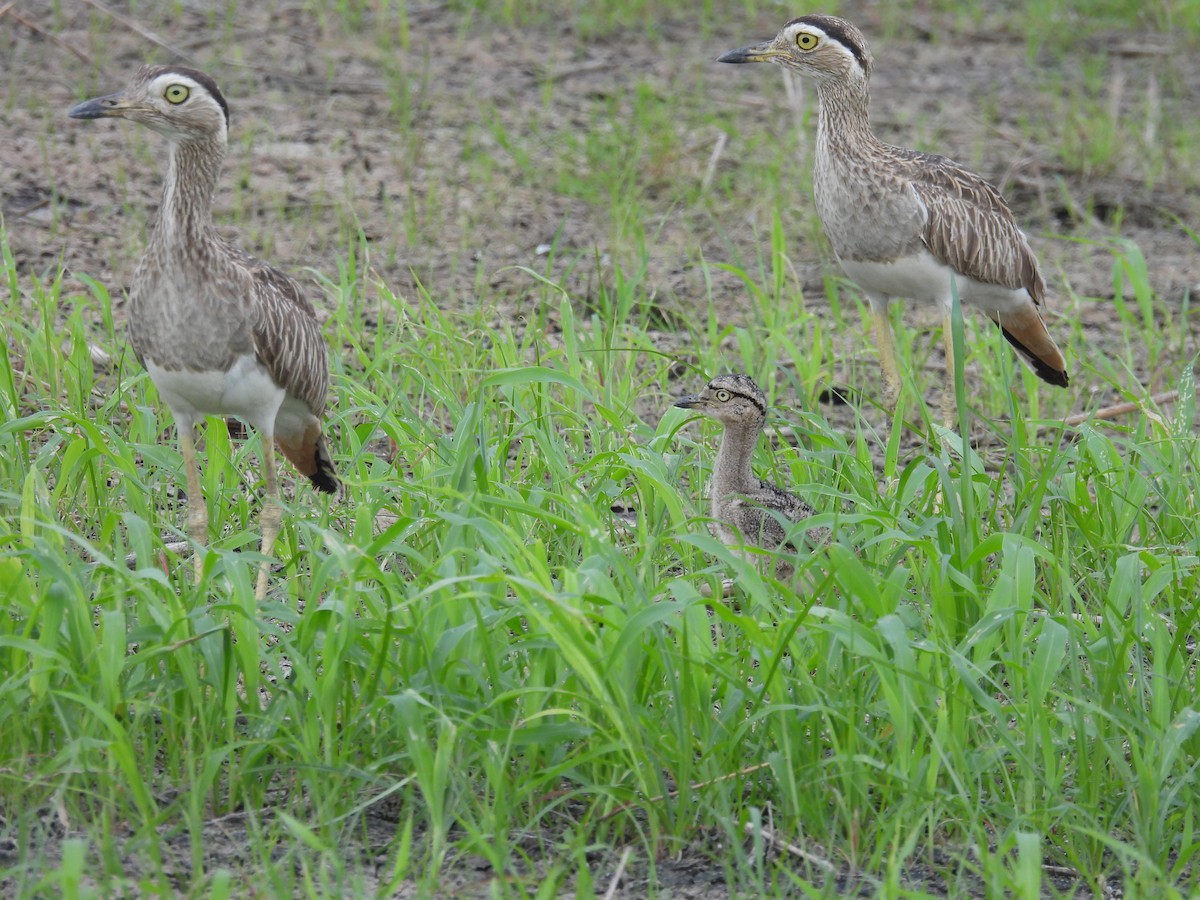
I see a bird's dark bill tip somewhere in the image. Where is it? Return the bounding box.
[717,41,773,64]
[674,397,700,409]
[717,47,751,64]
[68,96,120,120]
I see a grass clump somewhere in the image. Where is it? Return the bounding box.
[3,224,1200,894]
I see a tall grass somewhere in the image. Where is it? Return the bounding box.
[3,215,1199,894]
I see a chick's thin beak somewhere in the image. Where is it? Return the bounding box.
[69,91,132,120]
[717,40,781,64]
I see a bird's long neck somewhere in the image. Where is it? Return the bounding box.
[815,76,879,158]
[155,136,225,245]
[710,423,761,514]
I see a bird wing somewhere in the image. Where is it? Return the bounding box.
[246,258,331,416]
[888,147,1046,305]
[752,482,817,522]
[725,496,789,549]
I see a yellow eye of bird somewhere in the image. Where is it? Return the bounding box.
[796,32,819,51]
[164,84,190,104]
[716,390,731,402]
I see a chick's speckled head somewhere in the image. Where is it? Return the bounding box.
[69,65,229,143]
[674,374,767,428]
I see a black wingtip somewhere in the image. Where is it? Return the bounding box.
[310,469,339,495]
[309,439,340,495]
[1000,326,1069,388]
[1041,367,1070,388]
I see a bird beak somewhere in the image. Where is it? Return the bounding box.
[68,91,134,120]
[674,395,703,410]
[717,39,782,64]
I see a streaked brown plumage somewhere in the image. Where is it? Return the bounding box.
[719,16,1069,420]
[70,64,337,598]
[675,374,827,577]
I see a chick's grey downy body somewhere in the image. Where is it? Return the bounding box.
[69,65,337,598]
[719,16,1069,419]
[676,375,826,575]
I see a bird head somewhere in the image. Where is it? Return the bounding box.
[69,65,229,143]
[674,374,768,429]
[717,15,873,84]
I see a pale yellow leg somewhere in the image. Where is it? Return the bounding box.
[256,438,282,601]
[179,425,207,582]
[941,310,957,427]
[872,307,902,409]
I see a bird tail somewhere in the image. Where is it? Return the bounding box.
[307,434,340,494]
[277,426,340,495]
[987,305,1069,388]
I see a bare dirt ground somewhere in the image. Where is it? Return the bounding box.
[3,1,1199,895]
[8,2,1200,414]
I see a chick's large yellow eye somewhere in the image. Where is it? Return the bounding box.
[164,84,189,104]
[795,32,819,50]
[716,390,731,402]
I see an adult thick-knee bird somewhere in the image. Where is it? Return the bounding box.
[719,16,1069,420]
[69,65,338,598]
